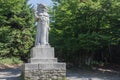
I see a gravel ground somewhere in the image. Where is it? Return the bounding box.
[0,66,120,80]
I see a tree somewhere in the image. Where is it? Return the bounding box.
[0,0,35,61]
[50,0,120,65]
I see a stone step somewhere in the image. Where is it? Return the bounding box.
[23,63,66,70]
[29,58,58,63]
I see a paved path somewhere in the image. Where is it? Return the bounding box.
[0,68,21,80]
[0,67,120,80]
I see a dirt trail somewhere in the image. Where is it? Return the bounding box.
[67,68,120,80]
[0,68,21,80]
[0,65,120,80]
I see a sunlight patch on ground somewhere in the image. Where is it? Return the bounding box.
[98,68,119,73]
[67,77,103,80]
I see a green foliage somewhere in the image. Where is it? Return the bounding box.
[0,57,23,64]
[0,0,35,60]
[50,0,120,65]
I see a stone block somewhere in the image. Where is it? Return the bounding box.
[29,58,58,63]
[23,63,38,70]
[30,47,54,59]
[38,63,66,70]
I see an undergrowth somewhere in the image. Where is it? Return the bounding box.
[0,57,23,64]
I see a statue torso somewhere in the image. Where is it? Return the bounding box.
[38,13,49,27]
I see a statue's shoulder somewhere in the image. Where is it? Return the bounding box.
[39,13,44,16]
[39,12,49,17]
[43,13,49,17]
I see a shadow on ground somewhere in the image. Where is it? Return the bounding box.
[0,65,120,80]
[0,68,21,80]
[67,65,120,80]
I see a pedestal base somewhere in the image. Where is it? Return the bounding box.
[22,46,66,80]
[24,69,66,80]
[23,63,66,80]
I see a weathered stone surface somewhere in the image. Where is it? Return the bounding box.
[38,63,66,70]
[23,69,66,80]
[29,58,58,63]
[23,63,38,70]
[23,63,66,70]
[30,47,54,59]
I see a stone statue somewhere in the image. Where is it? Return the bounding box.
[34,4,50,46]
[23,4,66,80]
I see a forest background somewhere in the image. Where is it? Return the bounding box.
[0,0,119,67]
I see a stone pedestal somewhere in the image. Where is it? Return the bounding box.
[22,46,66,80]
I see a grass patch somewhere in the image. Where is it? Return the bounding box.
[0,57,23,65]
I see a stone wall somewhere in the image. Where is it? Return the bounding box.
[23,69,66,80]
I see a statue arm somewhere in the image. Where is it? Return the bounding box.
[34,11,39,21]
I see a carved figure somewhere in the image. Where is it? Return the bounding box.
[34,4,50,46]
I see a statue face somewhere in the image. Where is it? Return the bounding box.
[37,9,47,15]
[37,4,48,13]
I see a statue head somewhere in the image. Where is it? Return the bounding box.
[37,4,48,13]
